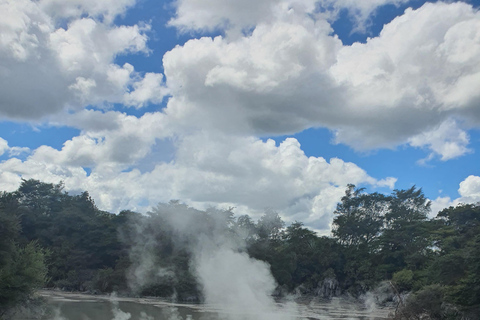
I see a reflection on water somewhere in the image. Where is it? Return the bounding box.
[38,291,393,320]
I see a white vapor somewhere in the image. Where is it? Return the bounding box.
[125,204,297,320]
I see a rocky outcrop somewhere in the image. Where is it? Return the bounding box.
[315,277,341,298]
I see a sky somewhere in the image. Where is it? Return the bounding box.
[1,0,480,234]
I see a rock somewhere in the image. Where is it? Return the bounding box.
[315,277,341,299]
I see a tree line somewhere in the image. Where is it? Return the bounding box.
[0,179,479,319]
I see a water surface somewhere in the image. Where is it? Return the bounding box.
[39,291,393,320]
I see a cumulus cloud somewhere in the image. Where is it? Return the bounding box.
[162,18,343,135]
[0,133,395,232]
[0,138,8,157]
[430,175,480,217]
[123,73,169,108]
[330,2,480,149]
[0,137,30,158]
[33,110,170,168]
[0,0,165,120]
[409,119,471,163]
[323,0,412,31]
[458,175,480,203]
[169,0,410,34]
[161,1,480,159]
[39,0,137,24]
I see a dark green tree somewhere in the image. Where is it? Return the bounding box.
[333,184,388,248]
[332,185,390,292]
[0,192,47,317]
[433,204,480,309]
[380,187,432,275]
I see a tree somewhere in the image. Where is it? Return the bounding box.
[233,214,258,243]
[257,209,285,241]
[332,184,388,248]
[9,180,124,292]
[433,204,480,308]
[248,210,285,279]
[0,192,47,317]
[279,222,320,289]
[380,186,432,273]
[331,185,391,291]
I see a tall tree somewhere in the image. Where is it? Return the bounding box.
[332,185,391,292]
[380,187,432,273]
[332,184,388,249]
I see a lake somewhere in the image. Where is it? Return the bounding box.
[37,290,394,320]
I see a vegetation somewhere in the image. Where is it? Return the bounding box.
[1,179,479,319]
[0,190,48,318]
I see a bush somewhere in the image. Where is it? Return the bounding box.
[394,285,460,320]
[392,269,414,292]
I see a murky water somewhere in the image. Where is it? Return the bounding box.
[38,291,394,320]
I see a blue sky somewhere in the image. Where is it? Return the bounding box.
[1,0,480,233]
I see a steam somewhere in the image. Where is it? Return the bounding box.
[121,214,176,293]
[111,294,132,320]
[51,308,68,320]
[194,245,294,320]
[161,306,192,320]
[125,203,297,320]
[118,203,395,320]
[139,312,155,320]
[196,248,275,309]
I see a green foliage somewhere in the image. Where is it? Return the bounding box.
[0,192,47,316]
[429,204,480,313]
[392,269,414,292]
[394,285,461,320]
[333,185,388,248]
[12,179,126,292]
[380,187,432,273]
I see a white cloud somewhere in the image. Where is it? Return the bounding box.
[169,0,410,34]
[0,133,395,233]
[162,1,480,159]
[0,137,30,158]
[430,175,480,217]
[409,119,471,163]
[162,18,342,136]
[330,2,480,149]
[4,1,480,157]
[0,0,165,120]
[33,111,170,168]
[0,138,9,156]
[49,19,150,72]
[0,138,8,156]
[458,175,480,202]
[39,0,137,24]
[323,0,411,31]
[123,73,169,108]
